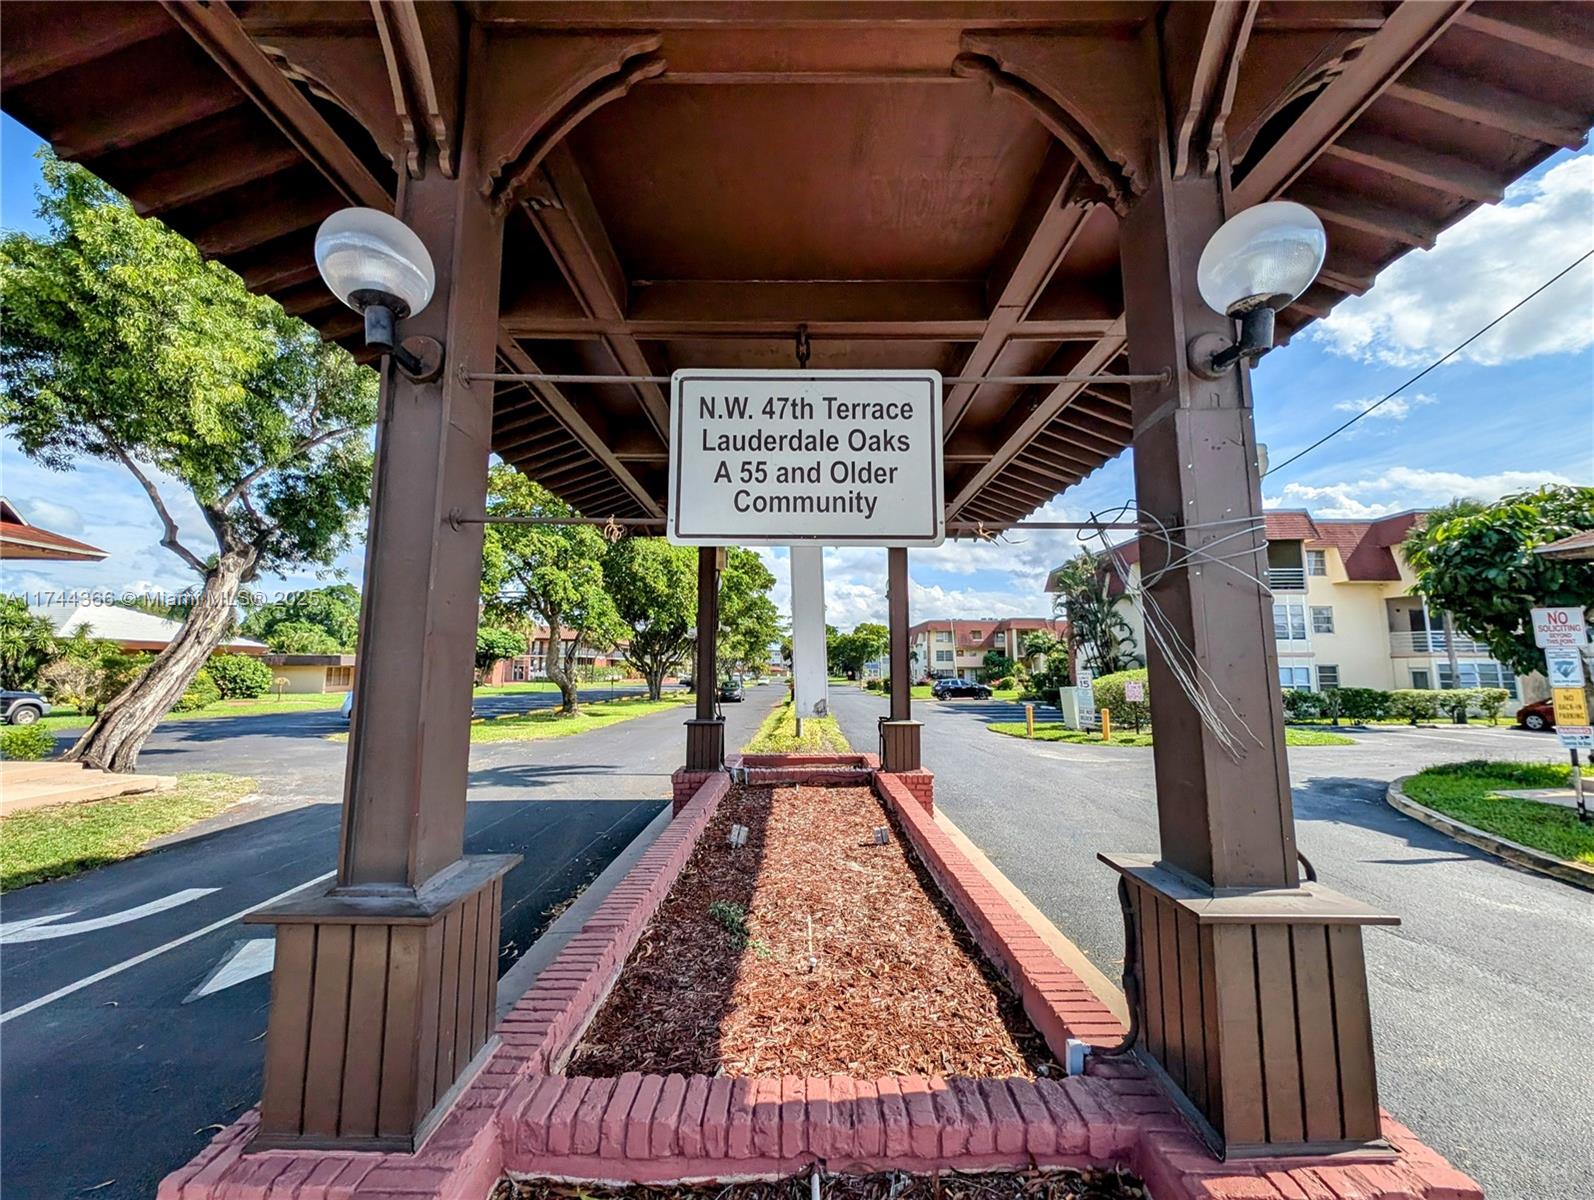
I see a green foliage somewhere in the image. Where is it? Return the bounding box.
[830,622,889,678]
[1093,668,1151,731]
[981,651,1015,682]
[1021,629,1063,667]
[1477,687,1512,725]
[0,722,55,761]
[1283,689,1324,720]
[1438,688,1479,722]
[718,549,782,678]
[0,596,60,690]
[1404,485,1594,675]
[241,584,360,651]
[1050,550,1138,675]
[1405,760,1594,866]
[174,668,222,712]
[1335,687,1392,722]
[1389,689,1441,724]
[603,538,697,699]
[206,653,274,699]
[39,639,152,717]
[1019,656,1072,703]
[475,626,527,674]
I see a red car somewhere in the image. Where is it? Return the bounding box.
[1516,699,1556,732]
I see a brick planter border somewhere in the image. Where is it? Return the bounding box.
[161,763,1482,1200]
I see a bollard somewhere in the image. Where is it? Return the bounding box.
[1025,702,1035,738]
[1101,707,1112,742]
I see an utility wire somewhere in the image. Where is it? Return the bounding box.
[1263,248,1594,479]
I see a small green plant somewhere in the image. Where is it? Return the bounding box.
[0,721,56,760]
[1438,687,1479,723]
[207,653,275,699]
[1477,687,1511,725]
[1389,689,1440,724]
[173,668,223,712]
[1282,689,1324,720]
[707,899,771,956]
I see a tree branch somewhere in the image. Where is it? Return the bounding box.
[219,425,359,510]
[111,446,210,576]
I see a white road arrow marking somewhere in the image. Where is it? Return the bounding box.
[183,938,275,1003]
[0,888,218,945]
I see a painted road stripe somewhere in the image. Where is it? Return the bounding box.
[0,871,334,1024]
[1,888,219,944]
[183,938,276,1003]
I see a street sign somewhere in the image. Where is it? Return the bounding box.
[1552,687,1589,726]
[1075,666,1097,728]
[1557,725,1593,750]
[668,369,944,546]
[1124,680,1145,702]
[1531,606,1587,648]
[1545,647,1585,689]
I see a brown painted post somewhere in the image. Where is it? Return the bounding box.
[247,114,518,1151]
[881,545,921,770]
[685,545,724,770]
[1099,130,1396,1158]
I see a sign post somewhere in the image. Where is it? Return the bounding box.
[1534,609,1593,821]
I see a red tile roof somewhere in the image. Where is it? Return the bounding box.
[0,498,108,561]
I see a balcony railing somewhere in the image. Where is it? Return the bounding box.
[1266,567,1307,590]
[1388,630,1490,656]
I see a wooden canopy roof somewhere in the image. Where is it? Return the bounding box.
[4,2,1590,526]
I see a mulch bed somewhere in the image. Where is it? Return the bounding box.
[492,1168,1146,1200]
[567,785,1057,1079]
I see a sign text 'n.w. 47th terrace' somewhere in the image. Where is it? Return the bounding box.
[667,370,944,547]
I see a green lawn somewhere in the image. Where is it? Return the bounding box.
[988,722,1354,748]
[329,692,694,744]
[743,700,853,754]
[1403,760,1594,865]
[39,691,349,733]
[1,772,256,891]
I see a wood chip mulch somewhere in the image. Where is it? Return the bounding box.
[567,785,1058,1079]
[492,1167,1147,1200]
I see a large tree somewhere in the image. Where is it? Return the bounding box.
[1403,485,1594,675]
[241,583,361,651]
[717,548,781,679]
[831,621,889,679]
[1050,549,1138,675]
[1,155,376,770]
[0,596,60,691]
[604,538,698,700]
[479,465,624,713]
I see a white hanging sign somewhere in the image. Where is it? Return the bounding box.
[1531,606,1587,648]
[668,370,944,547]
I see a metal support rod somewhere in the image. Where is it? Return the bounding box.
[447,510,1140,533]
[466,370,1171,387]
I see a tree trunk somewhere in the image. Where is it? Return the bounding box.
[65,549,255,772]
[546,633,581,714]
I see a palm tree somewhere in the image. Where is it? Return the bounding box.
[1051,550,1137,675]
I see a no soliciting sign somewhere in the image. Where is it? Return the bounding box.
[667,370,944,547]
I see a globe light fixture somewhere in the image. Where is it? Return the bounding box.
[1190,201,1327,377]
[314,207,441,380]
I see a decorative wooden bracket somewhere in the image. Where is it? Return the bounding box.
[369,0,464,178]
[1162,1,1258,178]
[953,32,1157,215]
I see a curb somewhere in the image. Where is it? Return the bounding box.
[1386,775,1594,893]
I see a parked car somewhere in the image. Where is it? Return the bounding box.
[1,690,49,725]
[932,677,991,700]
[718,679,745,702]
[1516,699,1556,732]
[340,689,355,720]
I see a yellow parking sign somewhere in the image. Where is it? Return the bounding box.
[1552,687,1589,725]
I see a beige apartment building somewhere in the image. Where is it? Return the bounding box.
[1059,510,1523,697]
[907,617,1067,680]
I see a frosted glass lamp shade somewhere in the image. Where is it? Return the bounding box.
[1196,201,1326,316]
[314,208,436,318]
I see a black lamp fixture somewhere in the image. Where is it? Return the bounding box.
[314,207,443,381]
[1190,201,1327,379]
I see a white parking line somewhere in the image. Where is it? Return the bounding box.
[0,871,334,1024]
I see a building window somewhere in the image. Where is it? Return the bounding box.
[1311,605,1335,634]
[1438,662,1518,696]
[325,666,354,691]
[935,649,953,663]
[1279,666,1312,690]
[969,629,982,640]
[1410,668,1431,689]
[1273,601,1307,641]
[1317,665,1340,689]
[1307,549,1327,576]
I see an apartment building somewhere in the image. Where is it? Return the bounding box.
[907,616,1067,680]
[480,625,629,684]
[1060,510,1523,697]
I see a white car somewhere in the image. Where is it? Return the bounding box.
[340,690,354,720]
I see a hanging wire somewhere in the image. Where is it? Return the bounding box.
[1264,247,1594,479]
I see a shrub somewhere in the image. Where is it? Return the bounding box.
[1094,668,1151,731]
[1437,687,1479,723]
[0,721,55,760]
[1336,687,1391,722]
[1320,687,1344,725]
[863,678,882,691]
[1020,658,1072,703]
[173,668,222,712]
[1477,687,1511,725]
[1282,689,1324,720]
[207,653,274,699]
[1389,689,1440,724]
[995,675,1016,690]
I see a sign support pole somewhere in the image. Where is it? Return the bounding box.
[685,546,724,770]
[881,546,922,771]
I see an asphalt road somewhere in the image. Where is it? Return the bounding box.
[2,685,779,1200]
[830,687,1594,1200]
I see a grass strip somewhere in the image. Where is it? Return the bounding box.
[1,772,256,891]
[987,722,1354,748]
[743,699,852,754]
[1403,760,1594,865]
[328,692,694,744]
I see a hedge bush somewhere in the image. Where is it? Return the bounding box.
[0,722,55,760]
[1282,689,1324,720]
[1094,668,1151,731]
[1437,687,1479,722]
[1477,687,1512,724]
[1389,689,1441,724]
[173,668,223,712]
[207,653,274,699]
[1335,687,1391,722]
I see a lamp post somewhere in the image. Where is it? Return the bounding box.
[314,207,443,381]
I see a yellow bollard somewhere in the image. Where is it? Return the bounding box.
[1101,707,1112,742]
[1025,703,1035,738]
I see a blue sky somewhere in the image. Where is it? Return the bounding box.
[3,111,1591,627]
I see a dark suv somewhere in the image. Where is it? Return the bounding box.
[931,677,991,700]
[1,690,50,725]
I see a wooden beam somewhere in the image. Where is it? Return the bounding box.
[1454,6,1594,69]
[1386,63,1590,149]
[369,0,463,177]
[1164,0,1258,178]
[1321,130,1504,203]
[1290,186,1437,249]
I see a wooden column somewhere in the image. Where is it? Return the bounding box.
[685,545,724,770]
[247,135,517,1151]
[1099,134,1395,1158]
[881,545,921,771]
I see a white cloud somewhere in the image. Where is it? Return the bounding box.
[13,496,86,534]
[1267,466,1581,519]
[1329,392,1436,422]
[1310,153,1594,367]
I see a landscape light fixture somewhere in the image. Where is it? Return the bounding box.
[1190,200,1327,378]
[314,207,442,381]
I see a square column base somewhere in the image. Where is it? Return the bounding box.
[1100,853,1399,1159]
[244,854,519,1152]
[880,719,922,772]
[684,717,724,772]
